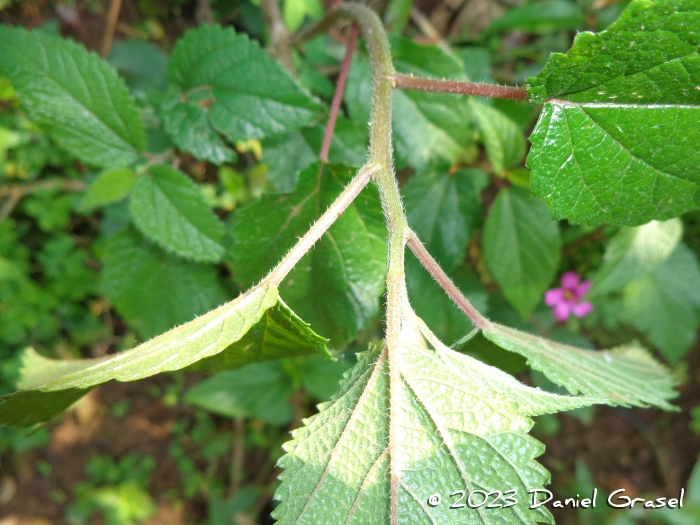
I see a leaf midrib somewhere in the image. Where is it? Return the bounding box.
[37,285,271,392]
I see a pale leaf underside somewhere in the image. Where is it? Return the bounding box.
[274,314,602,525]
[0,287,328,428]
[483,322,678,410]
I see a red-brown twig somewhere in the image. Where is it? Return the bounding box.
[391,73,528,101]
[320,23,359,164]
[407,232,490,330]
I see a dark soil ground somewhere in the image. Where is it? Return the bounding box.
[1,376,195,524]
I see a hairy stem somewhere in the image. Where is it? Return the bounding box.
[320,23,359,163]
[338,5,408,524]
[263,163,378,287]
[391,73,528,101]
[277,8,494,522]
[407,232,490,330]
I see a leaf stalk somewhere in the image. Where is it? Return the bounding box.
[407,231,490,330]
[391,73,528,101]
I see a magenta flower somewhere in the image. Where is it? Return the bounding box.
[544,271,593,322]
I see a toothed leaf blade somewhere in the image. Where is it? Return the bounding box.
[525,0,700,225]
[129,165,226,263]
[0,283,279,428]
[483,322,678,410]
[274,315,600,524]
[622,243,700,363]
[470,100,526,175]
[404,164,486,271]
[163,24,323,160]
[101,228,228,339]
[0,25,145,168]
[482,187,561,317]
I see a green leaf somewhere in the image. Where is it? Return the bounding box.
[262,118,367,193]
[390,37,468,79]
[487,0,584,34]
[101,228,228,339]
[0,281,283,428]
[274,313,599,525]
[525,0,700,225]
[384,0,412,34]
[161,25,323,162]
[623,243,700,362]
[0,26,145,168]
[1,238,328,428]
[470,101,525,175]
[589,219,682,297]
[457,331,528,376]
[404,164,486,271]
[482,187,561,317]
[160,90,237,165]
[21,189,73,232]
[456,47,494,84]
[298,355,353,401]
[405,253,488,346]
[483,322,678,410]
[129,165,226,263]
[346,39,477,170]
[78,168,135,212]
[108,39,169,92]
[188,300,329,372]
[230,163,385,348]
[185,361,294,424]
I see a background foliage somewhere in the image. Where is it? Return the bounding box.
[0,0,698,524]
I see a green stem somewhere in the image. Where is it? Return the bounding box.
[298,7,493,521]
[339,5,408,523]
[339,4,409,335]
